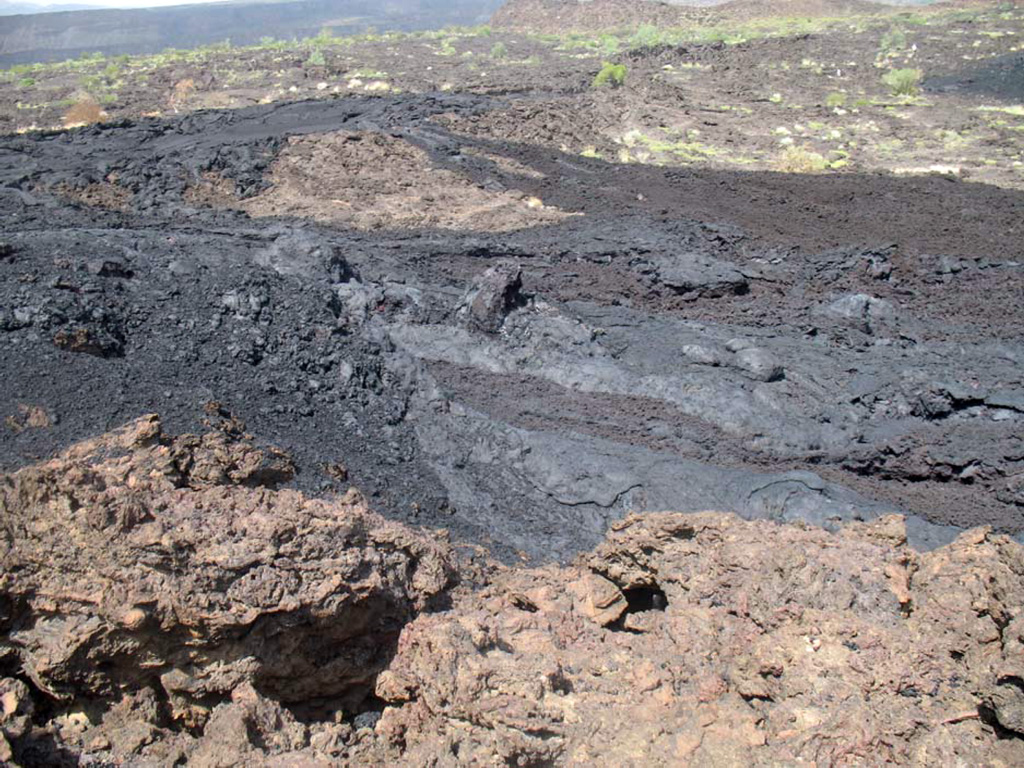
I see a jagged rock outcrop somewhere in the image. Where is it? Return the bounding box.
[458,263,527,333]
[1,421,1023,766]
[0,414,454,766]
[366,513,1024,766]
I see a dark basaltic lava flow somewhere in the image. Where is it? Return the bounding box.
[1,93,1023,562]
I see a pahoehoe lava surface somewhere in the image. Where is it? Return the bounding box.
[2,92,1023,560]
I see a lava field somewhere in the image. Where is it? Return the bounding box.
[2,92,1023,560]
[2,4,1024,764]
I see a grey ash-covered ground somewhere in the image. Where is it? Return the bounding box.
[1,89,1023,562]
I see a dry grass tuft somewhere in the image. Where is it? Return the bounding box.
[170,78,197,110]
[775,146,828,173]
[63,99,107,127]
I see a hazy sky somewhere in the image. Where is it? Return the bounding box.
[20,0,227,7]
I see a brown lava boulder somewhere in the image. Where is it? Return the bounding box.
[1,420,1022,766]
[0,414,453,764]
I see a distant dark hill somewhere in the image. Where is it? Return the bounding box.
[0,0,503,65]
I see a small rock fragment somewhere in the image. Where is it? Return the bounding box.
[733,347,785,382]
[821,293,898,335]
[571,573,627,626]
[86,257,133,278]
[681,344,725,366]
[459,263,525,334]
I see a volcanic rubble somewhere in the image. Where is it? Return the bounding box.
[0,89,1022,764]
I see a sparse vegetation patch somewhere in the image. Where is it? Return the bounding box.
[305,48,326,68]
[1,2,1022,188]
[776,145,829,173]
[825,92,847,108]
[882,68,923,97]
[593,61,626,88]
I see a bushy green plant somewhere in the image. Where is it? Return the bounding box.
[305,48,326,67]
[593,61,622,89]
[599,33,620,56]
[18,77,35,88]
[629,23,662,49]
[80,74,104,92]
[825,91,846,108]
[882,68,922,96]
[879,27,907,52]
[490,42,508,59]
[593,62,627,88]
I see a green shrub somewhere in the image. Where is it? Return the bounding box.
[18,77,35,88]
[599,33,620,56]
[882,68,922,97]
[305,48,326,67]
[80,74,104,92]
[629,24,662,49]
[490,42,508,59]
[879,27,907,53]
[593,61,627,88]
[825,92,846,108]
